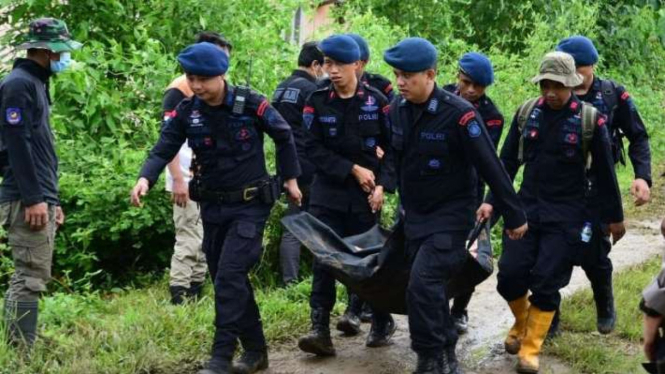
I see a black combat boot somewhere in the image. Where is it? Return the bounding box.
[298,308,335,356]
[414,352,442,374]
[592,278,616,334]
[4,299,38,348]
[450,311,468,335]
[360,302,373,323]
[336,293,362,335]
[444,345,464,374]
[189,281,205,301]
[198,358,231,374]
[232,349,268,374]
[365,313,396,347]
[170,285,189,305]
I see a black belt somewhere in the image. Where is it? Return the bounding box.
[197,180,273,204]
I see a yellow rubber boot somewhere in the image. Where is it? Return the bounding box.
[504,294,529,355]
[516,305,555,374]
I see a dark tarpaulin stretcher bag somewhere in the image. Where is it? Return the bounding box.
[281,212,493,315]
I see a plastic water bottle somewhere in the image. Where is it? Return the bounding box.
[581,222,593,243]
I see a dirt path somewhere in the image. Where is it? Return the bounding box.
[268,219,664,374]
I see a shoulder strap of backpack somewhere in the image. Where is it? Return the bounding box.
[600,79,618,112]
[517,98,539,164]
[580,102,598,170]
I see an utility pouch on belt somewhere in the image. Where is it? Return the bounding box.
[259,176,282,204]
[189,176,202,202]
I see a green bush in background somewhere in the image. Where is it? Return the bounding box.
[0,0,662,291]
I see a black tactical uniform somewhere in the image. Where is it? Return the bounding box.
[443,83,505,331]
[299,82,397,352]
[494,96,623,311]
[389,85,525,370]
[578,77,651,331]
[139,84,300,372]
[272,69,319,285]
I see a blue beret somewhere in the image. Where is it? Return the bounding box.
[320,34,360,64]
[177,42,229,76]
[347,33,369,61]
[459,52,494,87]
[556,35,598,66]
[383,37,437,73]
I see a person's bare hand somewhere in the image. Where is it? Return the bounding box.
[476,203,493,222]
[55,206,65,228]
[631,178,650,206]
[608,221,626,244]
[171,178,189,208]
[506,223,528,240]
[25,202,48,231]
[130,178,150,207]
[284,179,303,207]
[352,165,375,193]
[368,186,384,213]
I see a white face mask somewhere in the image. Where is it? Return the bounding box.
[50,52,72,73]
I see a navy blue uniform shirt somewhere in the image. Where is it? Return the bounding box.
[139,83,301,191]
[0,59,59,206]
[389,85,525,239]
[304,82,396,213]
[494,96,623,225]
[272,69,319,186]
[580,77,651,186]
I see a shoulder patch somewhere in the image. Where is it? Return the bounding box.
[257,100,269,117]
[467,120,482,138]
[382,105,391,114]
[459,111,476,126]
[281,88,301,104]
[597,114,607,127]
[384,83,393,94]
[163,110,177,121]
[620,91,630,101]
[486,119,502,127]
[5,108,22,125]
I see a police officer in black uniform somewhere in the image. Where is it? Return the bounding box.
[273,41,325,286]
[555,35,652,335]
[443,52,504,335]
[317,34,394,102]
[131,42,302,374]
[481,51,624,374]
[384,37,527,374]
[297,34,397,357]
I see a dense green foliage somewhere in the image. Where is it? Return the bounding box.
[0,0,663,291]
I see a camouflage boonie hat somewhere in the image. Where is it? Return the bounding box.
[16,18,82,53]
[531,51,583,88]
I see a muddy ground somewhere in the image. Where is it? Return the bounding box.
[267,219,663,374]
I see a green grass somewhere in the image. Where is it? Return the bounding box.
[545,258,662,374]
[0,277,347,374]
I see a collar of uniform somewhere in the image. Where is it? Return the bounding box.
[326,80,366,103]
[13,58,51,83]
[192,82,233,110]
[400,84,441,113]
[292,69,317,83]
[474,94,490,109]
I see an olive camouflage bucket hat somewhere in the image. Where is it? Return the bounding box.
[16,18,82,53]
[531,51,583,88]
